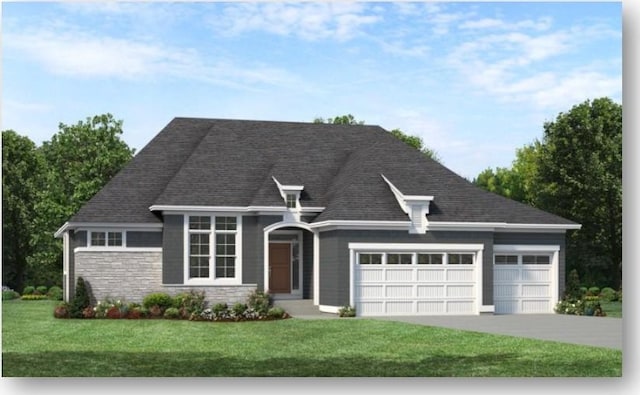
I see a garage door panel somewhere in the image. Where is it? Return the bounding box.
[386,301,413,314]
[494,284,518,297]
[358,285,383,298]
[521,284,549,297]
[446,269,474,282]
[495,300,518,314]
[417,285,444,297]
[417,301,445,314]
[495,269,519,282]
[522,300,550,313]
[359,301,384,315]
[417,269,444,282]
[385,285,413,298]
[446,301,475,314]
[446,285,474,298]
[358,269,383,282]
[521,269,550,282]
[385,269,413,282]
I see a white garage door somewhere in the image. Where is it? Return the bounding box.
[350,244,483,316]
[493,248,558,314]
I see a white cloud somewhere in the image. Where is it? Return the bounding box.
[3,27,303,91]
[210,2,381,41]
[460,16,552,31]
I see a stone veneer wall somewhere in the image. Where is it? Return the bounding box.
[74,251,256,305]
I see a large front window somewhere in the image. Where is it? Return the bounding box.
[187,215,240,282]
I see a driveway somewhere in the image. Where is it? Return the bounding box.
[374,314,622,350]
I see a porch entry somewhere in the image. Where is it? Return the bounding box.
[268,231,303,297]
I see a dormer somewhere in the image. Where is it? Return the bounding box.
[273,176,304,221]
[381,174,434,234]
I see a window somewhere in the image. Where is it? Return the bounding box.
[187,215,239,282]
[359,253,382,265]
[495,255,518,265]
[449,253,474,265]
[286,193,297,209]
[387,254,412,265]
[523,255,550,265]
[418,253,443,264]
[90,231,123,247]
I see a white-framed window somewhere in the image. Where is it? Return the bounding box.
[89,231,125,247]
[417,253,444,264]
[186,215,241,283]
[285,193,297,209]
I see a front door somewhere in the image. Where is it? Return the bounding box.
[269,243,291,293]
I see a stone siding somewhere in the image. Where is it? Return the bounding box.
[74,251,257,305]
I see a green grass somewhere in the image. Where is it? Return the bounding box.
[601,301,622,318]
[2,300,621,377]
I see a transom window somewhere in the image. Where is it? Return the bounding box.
[357,252,474,265]
[187,215,239,282]
[494,254,551,265]
[418,253,444,265]
[90,231,123,247]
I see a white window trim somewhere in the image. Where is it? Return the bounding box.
[86,229,127,249]
[183,214,243,286]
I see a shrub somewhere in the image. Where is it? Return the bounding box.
[212,303,229,319]
[173,290,207,317]
[127,307,144,319]
[2,289,20,300]
[106,306,122,319]
[36,285,48,295]
[54,303,70,319]
[21,294,48,301]
[579,286,588,297]
[267,306,286,319]
[69,277,92,318]
[582,295,605,316]
[82,306,96,319]
[338,305,357,317]
[247,290,271,315]
[164,307,180,319]
[232,303,248,318]
[600,287,617,302]
[587,286,600,296]
[564,269,581,299]
[148,305,163,318]
[22,286,35,295]
[142,292,174,312]
[47,286,63,301]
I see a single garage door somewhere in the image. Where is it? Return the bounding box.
[350,244,483,316]
[493,249,557,314]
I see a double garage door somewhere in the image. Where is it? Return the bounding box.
[351,243,558,316]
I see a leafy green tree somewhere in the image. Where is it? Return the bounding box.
[473,143,539,205]
[2,131,45,291]
[313,114,441,162]
[28,114,135,286]
[536,97,622,289]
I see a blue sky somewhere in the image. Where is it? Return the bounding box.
[1,1,623,179]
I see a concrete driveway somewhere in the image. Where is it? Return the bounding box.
[374,314,622,350]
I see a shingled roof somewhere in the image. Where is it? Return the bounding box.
[68,117,577,226]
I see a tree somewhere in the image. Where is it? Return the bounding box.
[2,131,45,292]
[313,114,441,162]
[536,97,622,289]
[28,114,136,286]
[473,143,539,205]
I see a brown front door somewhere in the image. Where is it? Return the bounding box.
[269,243,291,293]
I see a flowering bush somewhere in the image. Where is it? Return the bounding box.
[555,296,606,316]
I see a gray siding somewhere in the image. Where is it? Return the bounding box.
[318,230,494,307]
[493,232,567,299]
[162,215,184,284]
[302,231,314,299]
[242,215,282,289]
[127,231,162,248]
[66,230,87,300]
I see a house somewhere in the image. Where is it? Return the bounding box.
[55,118,580,316]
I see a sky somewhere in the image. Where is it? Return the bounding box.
[1,0,624,180]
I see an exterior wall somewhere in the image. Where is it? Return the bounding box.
[162,215,184,284]
[318,230,494,307]
[161,285,256,305]
[493,232,567,299]
[242,215,283,290]
[75,251,163,304]
[127,231,162,248]
[66,230,87,300]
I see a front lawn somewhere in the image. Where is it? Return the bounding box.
[601,301,622,318]
[2,300,621,377]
